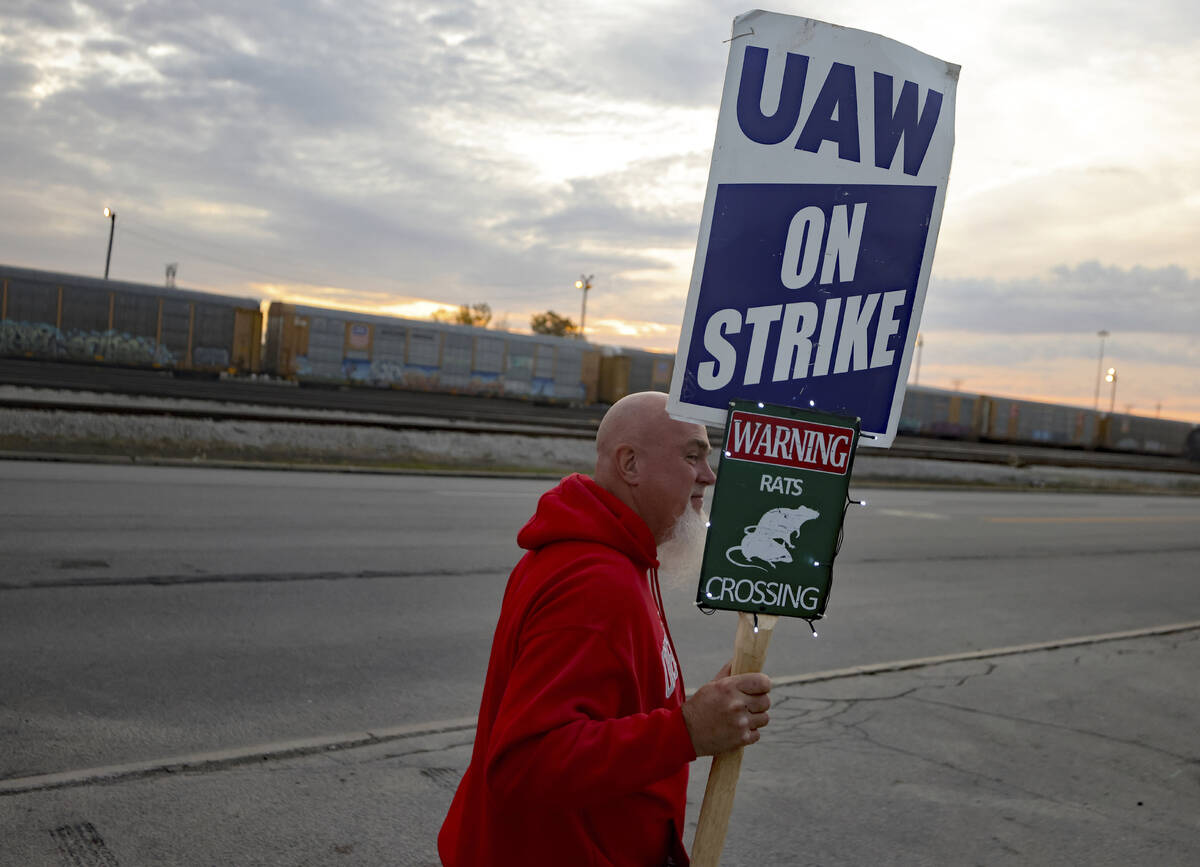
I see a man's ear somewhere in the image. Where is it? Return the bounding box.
[614,444,639,485]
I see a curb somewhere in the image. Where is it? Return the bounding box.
[6,621,1197,798]
[3,449,1198,495]
[0,717,477,797]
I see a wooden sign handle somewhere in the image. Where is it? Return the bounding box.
[690,611,779,866]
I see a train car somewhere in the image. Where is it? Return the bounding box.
[1096,412,1194,456]
[975,393,1193,455]
[0,264,262,373]
[895,385,1195,457]
[264,302,613,403]
[897,385,981,439]
[592,347,674,404]
[975,394,1100,448]
[624,347,674,395]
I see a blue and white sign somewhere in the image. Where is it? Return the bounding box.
[668,11,959,447]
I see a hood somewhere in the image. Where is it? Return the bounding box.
[517,473,658,572]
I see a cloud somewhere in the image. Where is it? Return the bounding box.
[924,262,1200,336]
[0,1,1197,421]
[916,263,1200,419]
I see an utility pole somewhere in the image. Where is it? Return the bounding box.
[1093,329,1109,410]
[103,207,117,279]
[575,274,594,339]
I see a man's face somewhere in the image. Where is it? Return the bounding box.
[635,420,716,543]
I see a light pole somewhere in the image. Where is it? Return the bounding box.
[913,332,923,385]
[575,274,593,340]
[1093,329,1110,410]
[1105,367,1118,414]
[103,207,117,279]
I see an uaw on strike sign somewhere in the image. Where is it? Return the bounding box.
[668,11,959,448]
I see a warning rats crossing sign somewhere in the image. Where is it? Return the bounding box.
[698,400,859,620]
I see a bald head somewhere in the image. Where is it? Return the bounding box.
[594,391,716,542]
[595,391,672,468]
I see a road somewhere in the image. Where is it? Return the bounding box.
[3,458,1198,785]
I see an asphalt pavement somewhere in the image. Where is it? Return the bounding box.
[3,623,1197,866]
[3,461,1198,866]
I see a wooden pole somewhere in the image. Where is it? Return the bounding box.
[691,611,778,865]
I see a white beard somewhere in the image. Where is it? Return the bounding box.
[656,506,710,589]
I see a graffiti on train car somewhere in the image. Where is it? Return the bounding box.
[1,265,259,373]
[0,320,175,366]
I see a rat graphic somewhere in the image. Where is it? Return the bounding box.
[726,505,820,571]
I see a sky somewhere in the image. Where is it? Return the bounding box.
[2,0,1198,422]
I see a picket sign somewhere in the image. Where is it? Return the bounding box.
[687,398,860,863]
[678,7,958,861]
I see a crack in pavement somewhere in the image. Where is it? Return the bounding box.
[759,641,1199,836]
[835,713,1121,821]
[852,543,1200,566]
[0,567,507,591]
[906,694,1197,765]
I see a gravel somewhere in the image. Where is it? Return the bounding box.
[3,395,1199,495]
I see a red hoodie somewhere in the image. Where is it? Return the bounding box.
[438,473,696,866]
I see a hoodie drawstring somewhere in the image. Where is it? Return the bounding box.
[649,567,684,695]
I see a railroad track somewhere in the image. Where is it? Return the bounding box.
[0,395,599,440]
[0,358,607,429]
[3,358,1197,475]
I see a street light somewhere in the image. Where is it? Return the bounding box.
[574,274,593,340]
[1104,367,1118,414]
[913,332,923,385]
[102,207,117,279]
[1093,329,1110,411]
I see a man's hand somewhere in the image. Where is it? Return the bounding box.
[681,661,772,756]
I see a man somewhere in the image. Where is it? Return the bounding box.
[439,391,772,865]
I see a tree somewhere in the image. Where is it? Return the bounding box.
[432,302,492,327]
[530,310,577,337]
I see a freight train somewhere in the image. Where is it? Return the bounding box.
[0,264,262,372]
[3,263,1197,459]
[897,385,1196,459]
[263,302,673,403]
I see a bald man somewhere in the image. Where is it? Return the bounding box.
[439,392,772,866]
